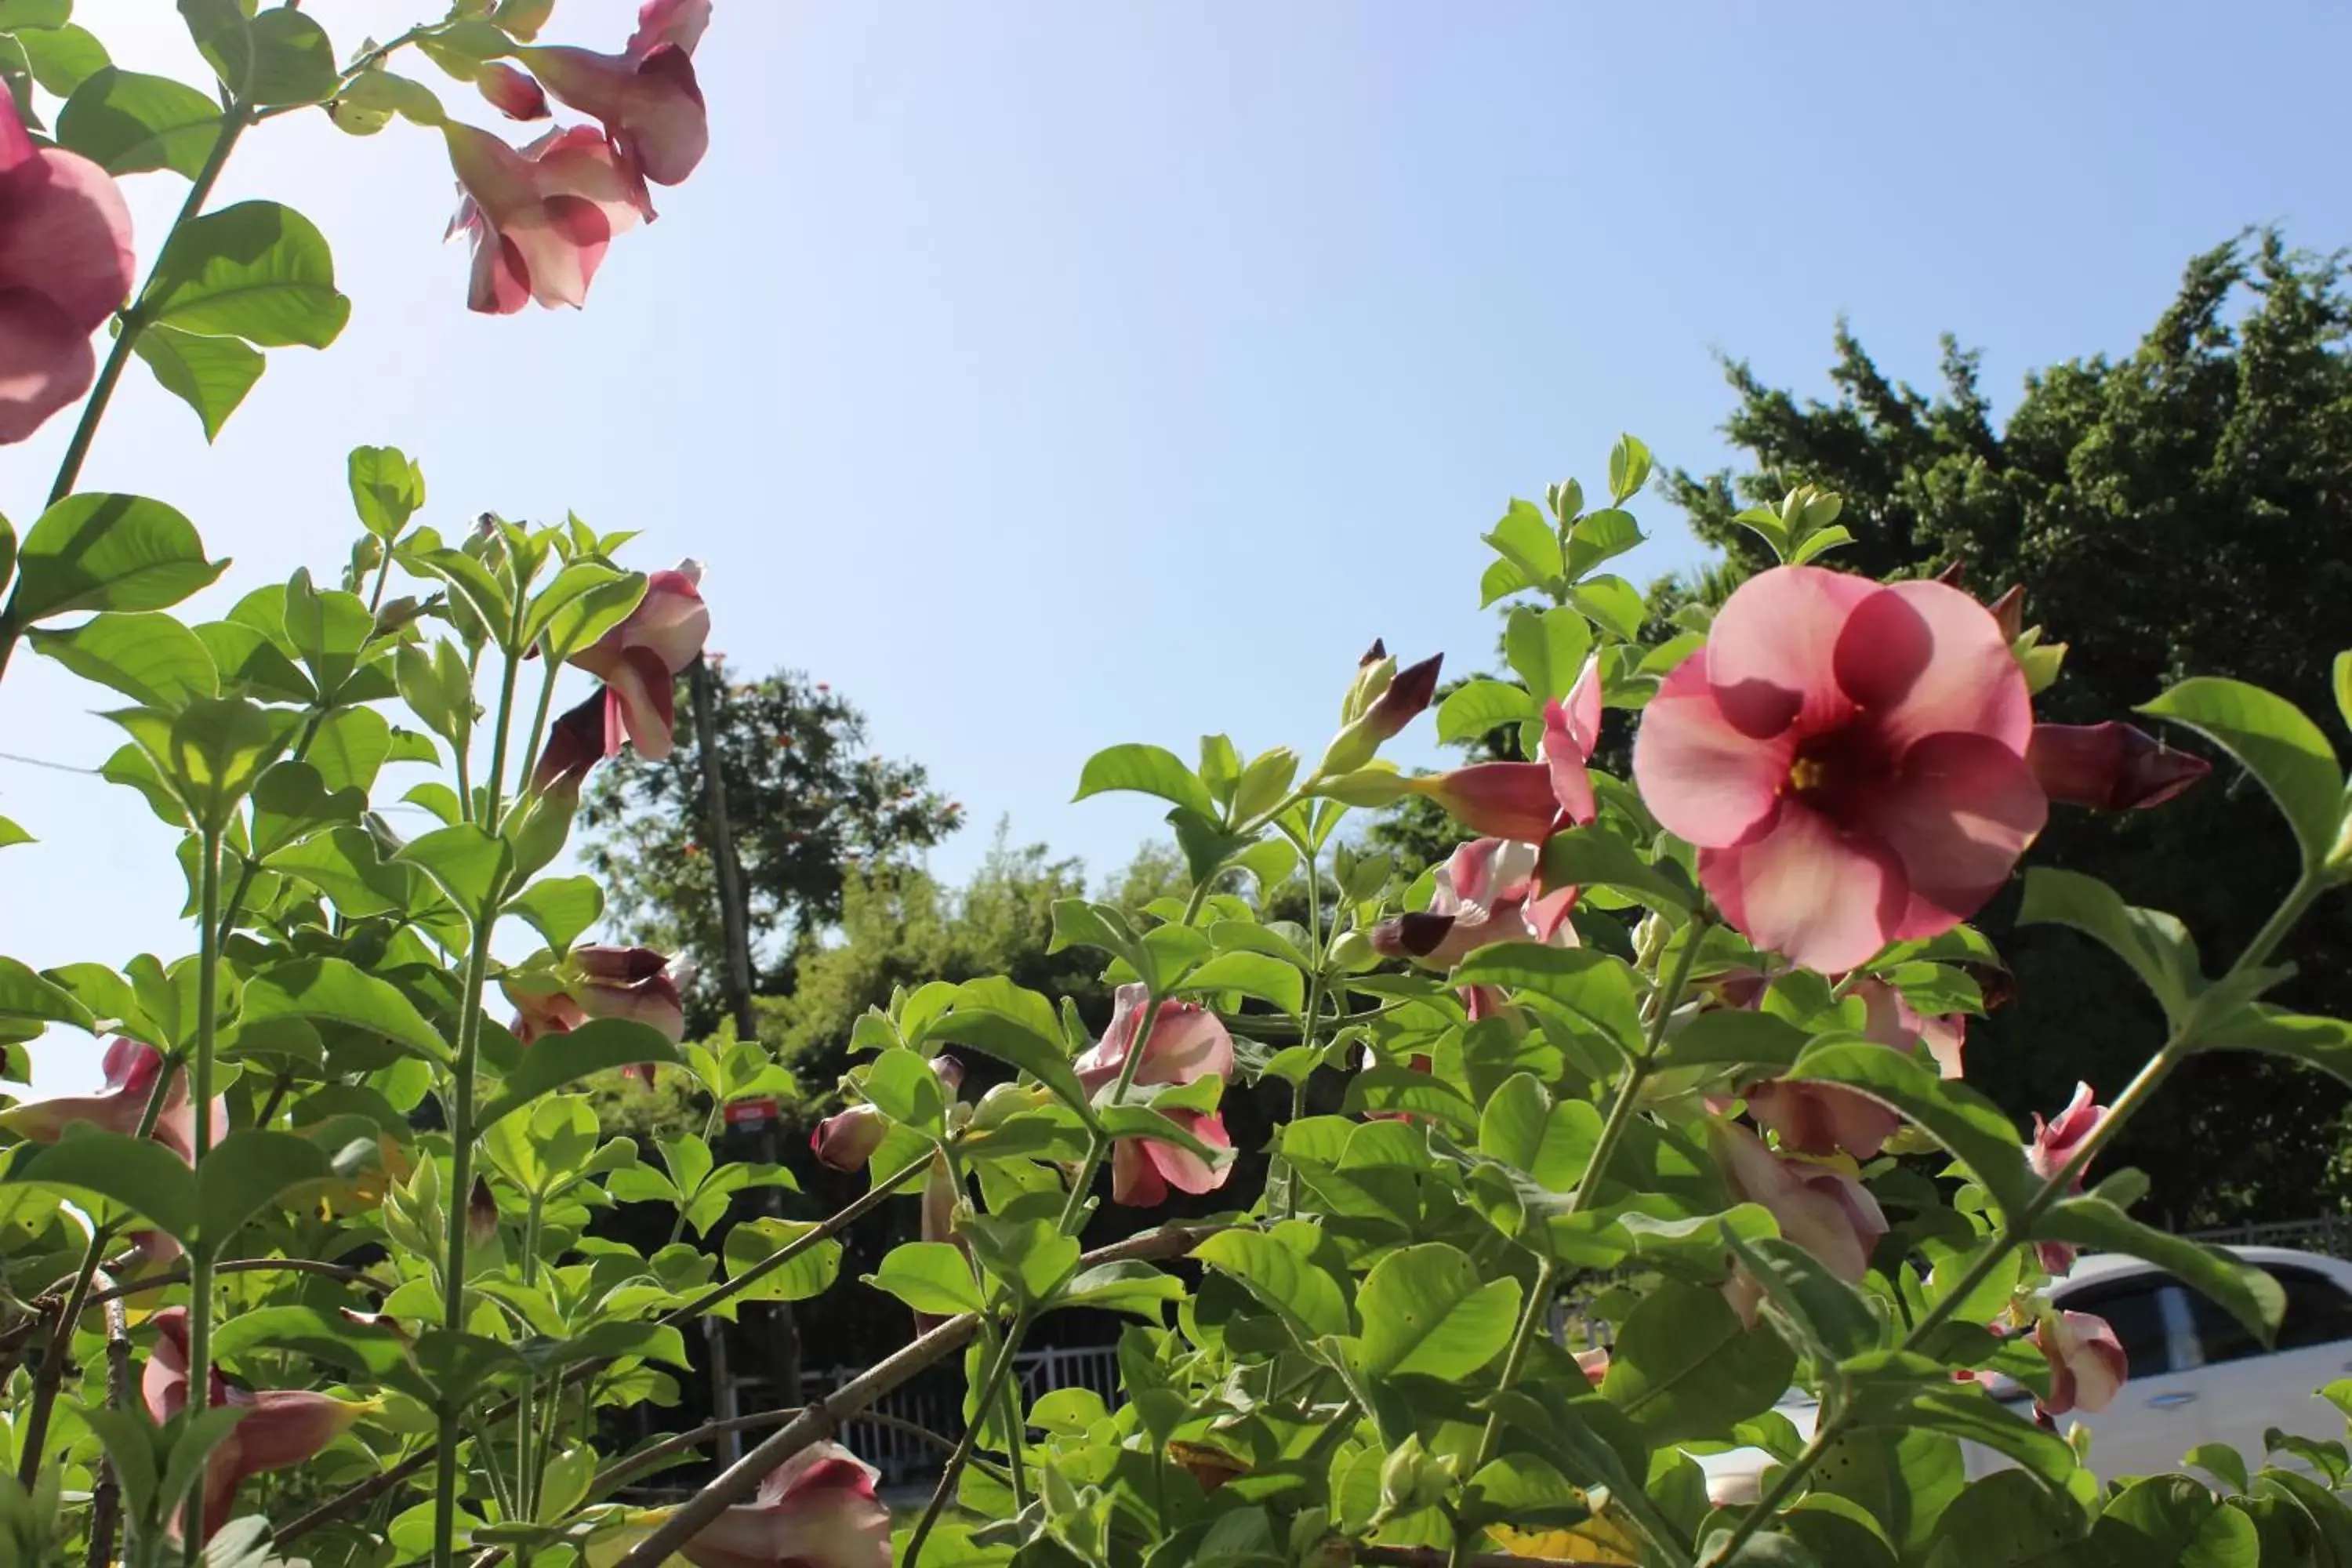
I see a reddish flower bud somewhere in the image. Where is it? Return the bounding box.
[1406,762,1561,842]
[2027,721,2211,813]
[1362,652,1443,742]
[531,690,608,798]
[1988,584,2027,645]
[477,62,552,120]
[809,1105,887,1172]
[467,1177,499,1250]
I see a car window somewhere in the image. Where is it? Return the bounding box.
[2183,1286,2266,1366]
[2057,1277,2174,1378]
[2270,1265,2352,1352]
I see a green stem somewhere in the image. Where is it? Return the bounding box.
[365,551,395,615]
[1704,873,2325,1566]
[434,920,495,1568]
[903,1309,1030,1568]
[1446,1258,1560,1566]
[514,656,561,804]
[481,649,523,833]
[180,831,223,1565]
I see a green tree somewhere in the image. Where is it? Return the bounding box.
[578,664,964,1031]
[1664,230,2352,1225]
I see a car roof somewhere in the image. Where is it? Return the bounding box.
[2052,1244,2352,1294]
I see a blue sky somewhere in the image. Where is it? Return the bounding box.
[7,2,2350,1092]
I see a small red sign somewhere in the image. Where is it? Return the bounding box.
[724,1096,779,1126]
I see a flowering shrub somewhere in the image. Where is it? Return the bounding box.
[5,5,2352,1568]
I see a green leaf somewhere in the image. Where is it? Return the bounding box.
[1176,951,1304,1015]
[924,1007,1087,1113]
[2092,1475,2258,1568]
[143,200,350,350]
[720,1218,842,1305]
[1537,827,1694,912]
[1476,1073,1601,1190]
[194,1131,331,1256]
[1073,743,1216,820]
[239,8,337,105]
[393,823,512,924]
[266,826,408,918]
[865,1241,985,1316]
[476,1018,684,1131]
[2036,1195,2285,1347]
[1789,524,1856,565]
[211,1305,415,1381]
[2200,1007,2352,1087]
[1566,510,1644,582]
[1351,1242,1521,1381]
[1652,1008,1809,1073]
[4,1131,197,1242]
[1722,1228,1880,1361]
[506,876,602,953]
[240,957,450,1066]
[1921,1470,2085,1568]
[862,1050,947,1131]
[55,67,220,177]
[1607,433,1652,503]
[1569,575,1646,642]
[1435,678,1538,745]
[1600,1279,1795,1444]
[2184,1443,2252,1496]
[1195,1229,1351,1340]
[1780,1036,2034,1212]
[2140,677,2343,870]
[2335,651,2352,735]
[1058,1261,1186,1319]
[1450,944,1645,1059]
[28,612,217,710]
[1483,499,1562,593]
[0,817,28,849]
[347,445,426,540]
[960,1215,1080,1306]
[1503,607,1595,703]
[2016,867,2200,1025]
[132,325,265,441]
[14,24,111,96]
[1340,1065,1477,1131]
[5,492,223,623]
[309,705,390,795]
[122,697,297,832]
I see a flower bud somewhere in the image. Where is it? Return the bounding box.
[2027,721,2210,813]
[1363,653,1442,742]
[1988,584,2027,645]
[1343,652,1399,726]
[810,1105,887,1171]
[1310,768,1411,808]
[466,1177,499,1251]
[1406,762,1559,841]
[969,1080,1054,1132]
[928,1053,965,1098]
[477,62,551,120]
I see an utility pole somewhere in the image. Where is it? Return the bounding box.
[684,655,803,1410]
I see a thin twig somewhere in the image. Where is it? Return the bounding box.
[1356,1548,1627,1568]
[86,1279,132,1568]
[84,1257,391,1310]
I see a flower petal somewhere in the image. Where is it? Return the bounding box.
[1833,579,2032,755]
[0,142,137,329]
[0,289,97,445]
[1632,652,1792,849]
[1699,803,1905,974]
[1704,565,1873,739]
[1857,730,2046,940]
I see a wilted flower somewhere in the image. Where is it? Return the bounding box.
[520,0,712,187]
[657,1441,890,1568]
[1711,1120,1888,1319]
[2027,721,2210,813]
[1633,566,2046,973]
[2031,1310,2127,1416]
[477,62,552,120]
[444,122,653,314]
[0,89,136,444]
[2028,1082,2109,1275]
[568,562,710,759]
[142,1308,372,1542]
[1368,838,1577,971]
[1,1038,226,1166]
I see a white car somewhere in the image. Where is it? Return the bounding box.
[1695,1245,2352,1502]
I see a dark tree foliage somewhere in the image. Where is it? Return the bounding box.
[579,664,964,1033]
[1664,231,2352,1225]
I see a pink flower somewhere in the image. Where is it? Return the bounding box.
[1404,655,1602,840]
[1711,1120,1888,1308]
[1367,838,1578,970]
[505,948,688,1083]
[521,0,710,187]
[1,1039,226,1166]
[809,1105,885,1171]
[0,90,136,444]
[443,122,653,314]
[1076,986,1234,1208]
[2031,1310,2127,1416]
[143,1308,371,1542]
[477,62,551,120]
[2028,1082,2107,1275]
[1542,655,1605,827]
[1632,566,2047,973]
[568,562,710,760]
[2028,721,2211,813]
[1574,1346,1610,1385]
[670,1442,890,1568]
[1740,977,1964,1160]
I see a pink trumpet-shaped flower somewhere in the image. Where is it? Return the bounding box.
[477,62,551,120]
[1109,1108,1232,1207]
[1711,1121,1888,1305]
[1740,976,1965,1160]
[143,1308,371,1543]
[0,90,136,444]
[1367,838,1577,971]
[2027,721,2211,813]
[1406,656,1606,844]
[521,0,711,188]
[2028,1082,2109,1276]
[809,1105,885,1171]
[568,562,710,759]
[1633,566,2047,973]
[1076,985,1234,1208]
[504,947,688,1085]
[663,1442,890,1568]
[444,122,653,314]
[2031,1310,2127,1416]
[1,1038,226,1166]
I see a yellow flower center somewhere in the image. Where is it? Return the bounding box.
[1787,756,1828,793]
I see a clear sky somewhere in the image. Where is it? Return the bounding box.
[7,2,2350,1094]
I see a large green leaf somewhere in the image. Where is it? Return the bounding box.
[2036,1195,2285,1346]
[506,876,603,954]
[1537,827,1697,913]
[1350,1242,1521,1381]
[865,1241,986,1317]
[2092,1475,2259,1568]
[2140,677,2344,871]
[1483,498,1562,593]
[239,956,449,1065]
[347,445,426,540]
[1194,1229,1351,1341]
[1652,1008,1809,1073]
[209,1304,416,1381]
[1921,1470,2087,1568]
[1723,1228,1880,1362]
[1436,678,1539,744]
[14,24,111,96]
[719,1218,842,1306]
[4,1131,197,1242]
[475,1018,684,1130]
[5,493,223,623]
[924,1006,1087,1112]
[143,200,350,349]
[0,957,97,1030]
[1073,742,1217,820]
[1815,1427,1965,1562]
[2199,1007,2352,1087]
[132,324,265,441]
[1600,1279,1795,1444]
[194,1131,331,1256]
[54,67,220,176]
[1451,944,1645,1058]
[2016,868,2200,1025]
[30,612,218,710]
[393,823,512,924]
[1176,951,1304,1015]
[1779,1036,2034,1212]
[1476,1073,1600,1192]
